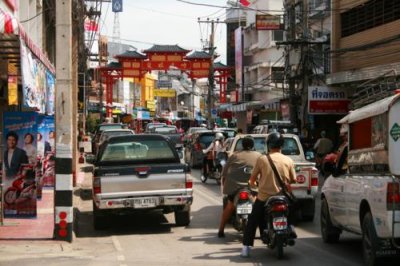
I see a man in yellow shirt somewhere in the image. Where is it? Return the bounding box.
[241,132,297,257]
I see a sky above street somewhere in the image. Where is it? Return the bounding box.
[99,0,229,63]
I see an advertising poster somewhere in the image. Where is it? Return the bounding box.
[39,116,55,187]
[20,41,47,114]
[2,111,38,218]
[46,70,55,115]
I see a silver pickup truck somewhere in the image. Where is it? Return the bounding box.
[88,134,193,230]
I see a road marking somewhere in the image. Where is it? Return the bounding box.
[112,236,123,252]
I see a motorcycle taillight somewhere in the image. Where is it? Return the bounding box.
[239,191,249,200]
[194,143,202,151]
[271,203,287,212]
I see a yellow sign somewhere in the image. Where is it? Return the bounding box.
[154,89,176,98]
[146,100,156,111]
[8,76,18,105]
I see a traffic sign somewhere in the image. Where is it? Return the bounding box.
[211,108,217,118]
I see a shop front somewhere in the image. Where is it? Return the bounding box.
[0,6,56,237]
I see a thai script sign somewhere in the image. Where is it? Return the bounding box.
[308,86,350,114]
[256,15,282,30]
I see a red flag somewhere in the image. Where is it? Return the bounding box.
[84,19,99,32]
[240,0,250,7]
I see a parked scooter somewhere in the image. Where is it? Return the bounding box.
[261,195,296,259]
[4,164,36,205]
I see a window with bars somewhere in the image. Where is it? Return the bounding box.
[341,0,400,37]
[271,67,285,83]
[272,30,284,41]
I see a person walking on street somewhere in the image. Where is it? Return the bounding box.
[217,136,261,237]
[313,130,333,168]
[240,132,297,258]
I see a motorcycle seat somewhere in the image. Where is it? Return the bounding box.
[265,195,288,206]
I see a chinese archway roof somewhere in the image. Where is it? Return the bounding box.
[143,44,190,54]
[186,51,212,59]
[115,50,147,59]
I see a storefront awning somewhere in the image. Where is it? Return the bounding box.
[0,8,55,75]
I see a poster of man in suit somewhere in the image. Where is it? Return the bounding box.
[2,111,38,218]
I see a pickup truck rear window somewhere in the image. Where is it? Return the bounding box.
[234,137,300,155]
[235,137,267,153]
[100,139,176,162]
[281,138,300,155]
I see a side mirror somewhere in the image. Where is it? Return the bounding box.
[86,154,96,164]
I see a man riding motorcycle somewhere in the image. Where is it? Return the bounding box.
[202,132,225,180]
[217,136,261,237]
[241,132,297,258]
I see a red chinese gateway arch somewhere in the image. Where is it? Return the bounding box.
[98,44,232,117]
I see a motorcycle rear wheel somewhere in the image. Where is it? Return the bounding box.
[276,237,284,259]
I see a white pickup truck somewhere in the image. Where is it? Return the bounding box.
[88,134,193,230]
[225,133,319,221]
[321,93,400,265]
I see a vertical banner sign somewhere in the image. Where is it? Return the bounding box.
[40,116,55,187]
[46,70,55,115]
[7,75,18,105]
[20,40,47,114]
[2,111,38,218]
[235,27,243,102]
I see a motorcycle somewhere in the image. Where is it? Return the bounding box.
[4,164,36,205]
[261,195,296,259]
[42,152,55,186]
[230,183,254,232]
[320,152,337,179]
[201,152,227,185]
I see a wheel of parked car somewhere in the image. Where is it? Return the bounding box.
[320,198,341,243]
[93,202,110,230]
[175,208,191,226]
[362,212,379,266]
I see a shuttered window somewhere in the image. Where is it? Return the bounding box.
[341,0,400,37]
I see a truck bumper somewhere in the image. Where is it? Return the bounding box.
[95,195,193,210]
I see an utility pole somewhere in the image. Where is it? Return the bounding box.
[301,0,309,129]
[55,0,73,242]
[198,18,223,128]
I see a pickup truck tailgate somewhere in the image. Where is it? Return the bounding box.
[95,163,188,198]
[291,162,318,197]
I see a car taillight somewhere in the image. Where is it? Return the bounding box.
[239,191,249,200]
[271,203,288,212]
[186,177,193,189]
[387,182,400,210]
[93,177,101,194]
[311,169,319,187]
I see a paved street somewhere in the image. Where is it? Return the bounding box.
[0,167,367,266]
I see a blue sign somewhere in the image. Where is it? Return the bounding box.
[211,109,218,118]
[112,0,123,12]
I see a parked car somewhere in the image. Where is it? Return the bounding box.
[95,129,135,154]
[91,123,126,154]
[184,130,229,168]
[88,134,193,230]
[321,93,400,265]
[225,133,319,221]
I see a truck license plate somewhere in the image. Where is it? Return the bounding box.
[133,197,157,208]
[237,203,252,214]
